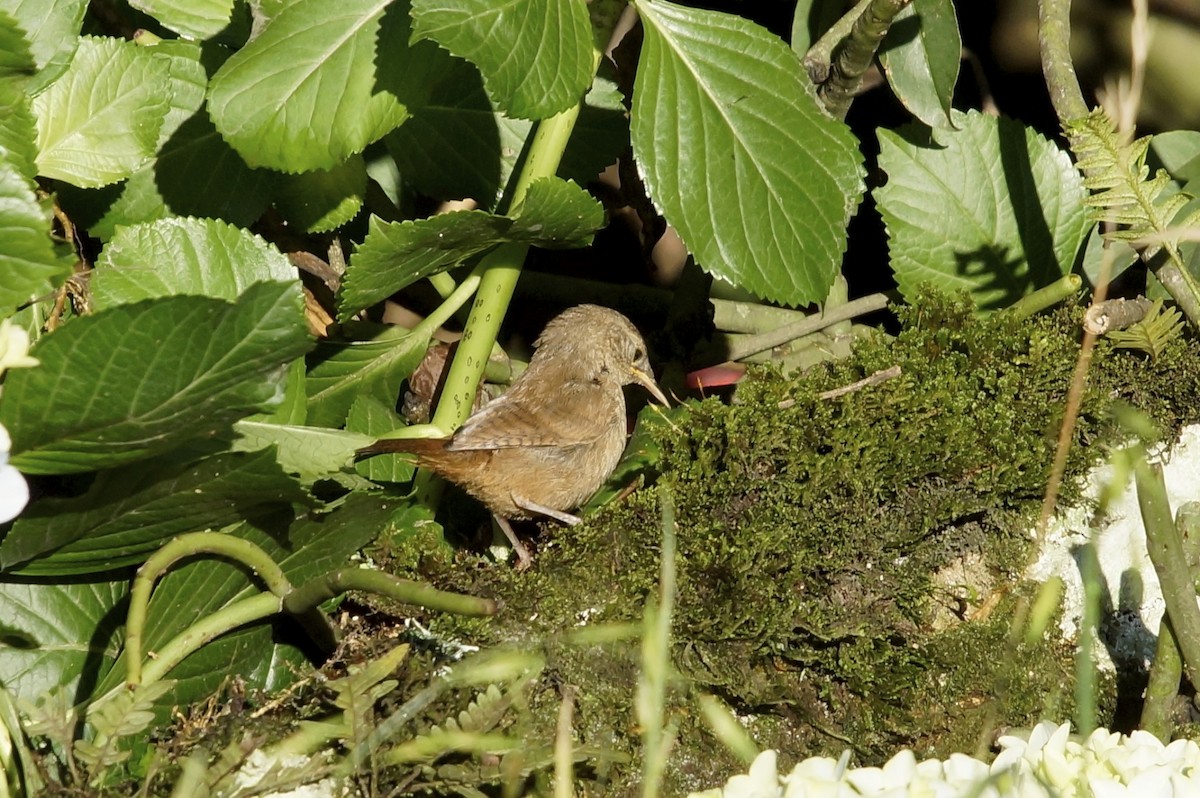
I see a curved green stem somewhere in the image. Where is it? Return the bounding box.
[1003,274,1082,318]
[284,567,499,617]
[139,593,283,687]
[1037,0,1089,123]
[125,533,296,687]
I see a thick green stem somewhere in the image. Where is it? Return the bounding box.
[284,567,499,617]
[1136,459,1200,687]
[818,0,914,120]
[722,293,888,361]
[1003,274,1083,318]
[1074,541,1100,736]
[1037,0,1089,123]
[803,0,872,83]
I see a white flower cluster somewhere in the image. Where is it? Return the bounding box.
[0,318,37,523]
[689,721,1200,798]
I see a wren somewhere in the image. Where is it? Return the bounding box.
[357,304,669,567]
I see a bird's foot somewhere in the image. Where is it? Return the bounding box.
[512,495,582,526]
[493,515,534,570]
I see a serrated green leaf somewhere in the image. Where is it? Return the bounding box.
[0,82,70,314]
[2,0,86,91]
[91,217,295,307]
[0,579,126,707]
[0,9,37,81]
[511,177,605,245]
[338,178,603,319]
[32,36,171,188]
[207,0,417,172]
[90,493,404,715]
[875,110,1090,311]
[0,282,312,474]
[879,0,960,130]
[306,323,428,427]
[631,0,865,307]
[387,56,626,207]
[410,0,592,120]
[3,448,310,574]
[232,420,372,480]
[274,156,367,233]
[347,394,413,482]
[130,0,235,39]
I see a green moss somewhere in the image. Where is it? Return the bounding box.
[390,292,1200,795]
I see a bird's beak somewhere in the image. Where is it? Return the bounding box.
[631,366,670,406]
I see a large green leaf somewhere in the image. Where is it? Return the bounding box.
[631,0,865,307]
[273,155,367,233]
[32,36,172,188]
[2,0,87,91]
[207,0,417,172]
[306,323,428,427]
[2,448,310,574]
[90,217,296,307]
[91,493,405,713]
[338,177,603,319]
[0,282,312,474]
[0,81,69,314]
[875,110,1090,310]
[0,579,126,707]
[130,0,236,40]
[878,0,961,131]
[387,56,626,207]
[410,0,592,120]
[347,394,413,483]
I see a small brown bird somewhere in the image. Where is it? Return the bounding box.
[357,304,669,567]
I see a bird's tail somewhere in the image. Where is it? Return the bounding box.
[354,437,449,461]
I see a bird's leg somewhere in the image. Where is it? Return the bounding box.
[493,515,534,570]
[511,495,582,526]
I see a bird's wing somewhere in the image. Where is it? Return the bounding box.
[447,378,617,451]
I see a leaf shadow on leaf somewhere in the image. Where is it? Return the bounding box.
[383,54,513,206]
[951,244,1030,309]
[0,571,130,710]
[997,116,1065,290]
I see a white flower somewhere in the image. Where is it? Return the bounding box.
[0,319,38,378]
[0,424,29,524]
[690,720,1200,798]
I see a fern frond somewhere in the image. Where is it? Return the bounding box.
[1065,110,1196,258]
[1107,299,1184,359]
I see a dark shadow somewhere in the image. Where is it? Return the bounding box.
[951,243,1033,310]
[996,116,1068,288]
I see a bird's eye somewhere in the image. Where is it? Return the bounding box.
[633,347,644,361]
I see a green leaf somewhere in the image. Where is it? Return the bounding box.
[273,156,367,233]
[631,0,865,306]
[387,56,626,208]
[232,420,372,480]
[875,110,1090,311]
[306,323,429,428]
[3,448,310,574]
[0,82,69,314]
[57,114,278,239]
[347,394,413,482]
[130,0,236,39]
[91,217,296,307]
[0,282,312,474]
[207,0,416,172]
[1150,130,1200,185]
[0,9,37,82]
[32,36,171,188]
[338,177,603,319]
[511,177,606,244]
[3,0,87,91]
[91,493,403,712]
[410,0,592,120]
[878,0,961,131]
[0,579,126,706]
[790,0,844,55]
